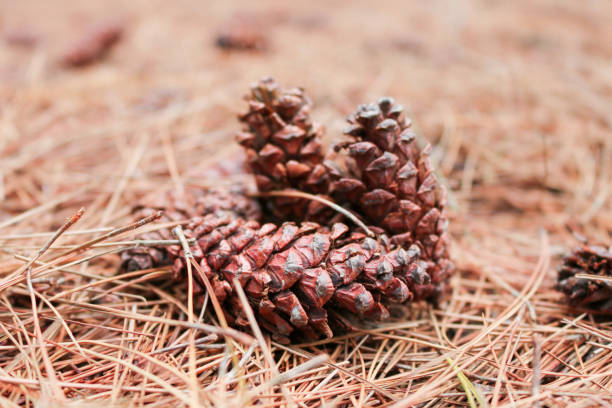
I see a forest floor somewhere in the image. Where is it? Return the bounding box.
[1,0,611,406]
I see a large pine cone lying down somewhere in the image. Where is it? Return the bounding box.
[557,244,612,309]
[165,208,429,343]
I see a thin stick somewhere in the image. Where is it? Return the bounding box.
[0,211,163,293]
[575,273,612,284]
[252,190,375,237]
[21,208,86,403]
[11,208,84,278]
[4,239,195,250]
[50,211,164,262]
[172,225,200,407]
[232,279,297,407]
[532,334,542,408]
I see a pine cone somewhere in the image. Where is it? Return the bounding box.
[167,211,429,343]
[215,20,267,51]
[119,86,457,342]
[121,187,261,272]
[236,77,331,222]
[329,98,454,302]
[61,20,123,67]
[557,244,612,308]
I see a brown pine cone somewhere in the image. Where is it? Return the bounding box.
[215,19,267,51]
[236,77,332,222]
[61,20,123,67]
[119,86,457,342]
[167,211,429,343]
[329,98,454,302]
[121,187,261,272]
[557,244,612,309]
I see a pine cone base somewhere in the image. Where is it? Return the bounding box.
[121,188,261,272]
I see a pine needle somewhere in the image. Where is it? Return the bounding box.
[446,357,488,408]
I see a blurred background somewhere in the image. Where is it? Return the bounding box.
[1,1,611,406]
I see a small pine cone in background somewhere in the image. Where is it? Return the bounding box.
[557,244,612,309]
[236,77,332,222]
[215,18,267,51]
[167,211,431,343]
[121,187,261,272]
[328,98,454,303]
[61,20,124,67]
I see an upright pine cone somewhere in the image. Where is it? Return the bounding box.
[121,187,261,272]
[236,77,331,222]
[557,244,612,309]
[167,211,430,343]
[328,98,453,302]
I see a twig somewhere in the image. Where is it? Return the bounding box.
[532,334,542,408]
[232,279,298,406]
[22,208,86,403]
[0,211,163,292]
[172,225,201,407]
[252,190,375,237]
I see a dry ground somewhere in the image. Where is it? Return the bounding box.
[1,0,611,406]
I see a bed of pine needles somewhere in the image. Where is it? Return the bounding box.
[1,0,611,406]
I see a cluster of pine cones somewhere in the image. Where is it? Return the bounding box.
[120,77,612,342]
[120,77,453,343]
